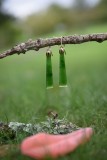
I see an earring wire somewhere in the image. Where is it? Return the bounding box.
[61,36,62,46]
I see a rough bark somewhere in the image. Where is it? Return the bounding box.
[0,33,107,59]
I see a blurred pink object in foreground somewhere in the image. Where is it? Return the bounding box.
[21,128,93,159]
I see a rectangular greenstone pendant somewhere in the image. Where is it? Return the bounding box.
[59,52,67,87]
[46,52,53,88]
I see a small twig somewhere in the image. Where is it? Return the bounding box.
[0,33,107,59]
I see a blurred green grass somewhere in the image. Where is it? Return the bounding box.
[0,23,107,159]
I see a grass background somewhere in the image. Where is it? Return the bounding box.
[0,24,107,159]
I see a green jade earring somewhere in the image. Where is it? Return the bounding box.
[59,44,70,108]
[59,45,67,87]
[46,48,53,89]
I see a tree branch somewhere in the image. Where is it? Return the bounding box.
[0,33,107,59]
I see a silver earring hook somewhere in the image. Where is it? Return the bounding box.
[59,37,66,54]
[61,36,62,46]
[46,46,53,56]
[61,36,63,46]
